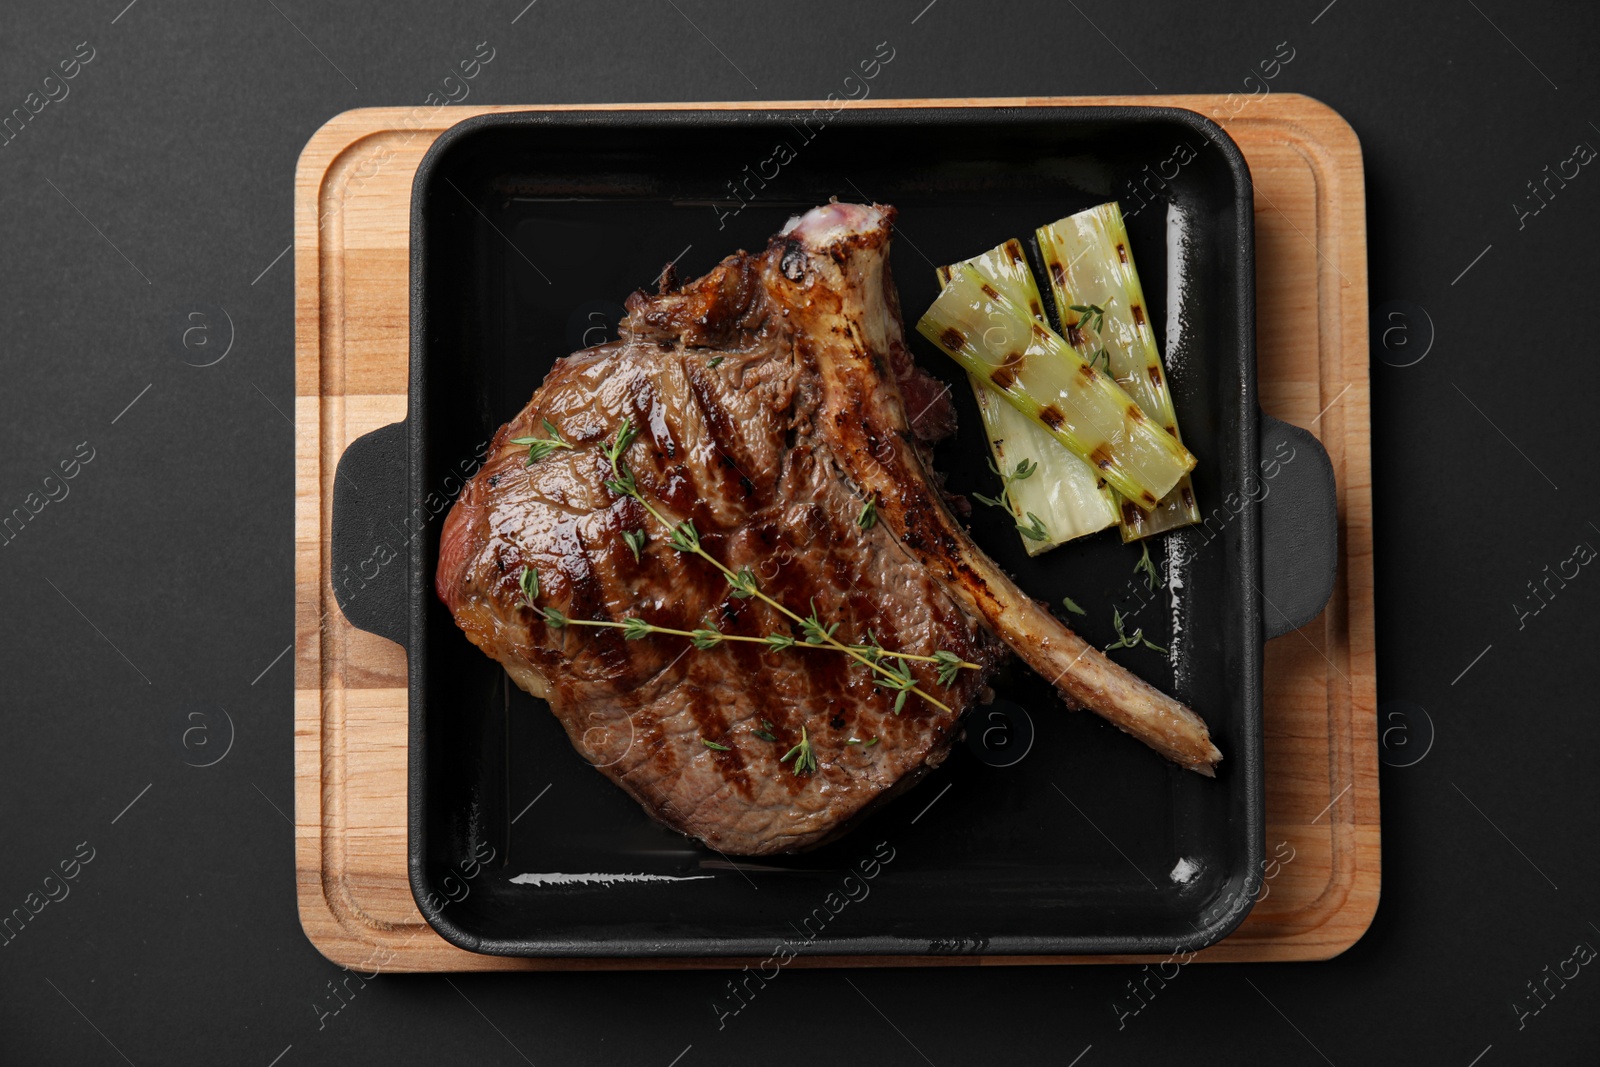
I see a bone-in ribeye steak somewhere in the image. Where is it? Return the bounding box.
[436,202,1220,855]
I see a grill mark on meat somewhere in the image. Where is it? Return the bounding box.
[683,368,762,511]
[567,522,634,677]
[683,685,754,800]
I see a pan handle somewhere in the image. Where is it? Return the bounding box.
[330,420,410,647]
[1258,414,1338,640]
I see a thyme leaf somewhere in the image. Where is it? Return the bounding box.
[518,565,539,607]
[508,419,572,465]
[1060,594,1086,616]
[872,657,917,714]
[1017,511,1049,541]
[622,528,647,562]
[667,520,701,554]
[726,566,758,598]
[701,737,731,751]
[857,496,878,530]
[604,417,638,473]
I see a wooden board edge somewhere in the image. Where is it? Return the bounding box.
[1279,92,1380,959]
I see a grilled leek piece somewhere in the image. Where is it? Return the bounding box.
[936,242,1117,554]
[1037,202,1201,540]
[917,264,1196,508]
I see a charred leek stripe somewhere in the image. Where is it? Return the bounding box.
[917,264,1195,508]
[936,239,1048,321]
[936,244,1116,553]
[1037,202,1202,540]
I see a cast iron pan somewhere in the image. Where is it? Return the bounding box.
[330,107,1337,958]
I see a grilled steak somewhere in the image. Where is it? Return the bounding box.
[436,202,1220,855]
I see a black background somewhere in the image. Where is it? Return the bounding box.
[1,1,1596,1064]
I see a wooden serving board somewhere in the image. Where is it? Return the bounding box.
[294,96,1376,970]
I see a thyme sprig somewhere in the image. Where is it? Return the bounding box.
[508,419,573,465]
[1135,542,1165,591]
[780,725,818,776]
[1069,302,1106,334]
[932,650,965,687]
[516,566,974,677]
[1105,607,1168,655]
[594,417,977,714]
[972,456,1038,510]
[973,457,1047,542]
[515,580,784,651]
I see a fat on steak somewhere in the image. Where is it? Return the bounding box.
[436,202,1220,855]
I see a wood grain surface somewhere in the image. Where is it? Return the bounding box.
[293,95,1377,971]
